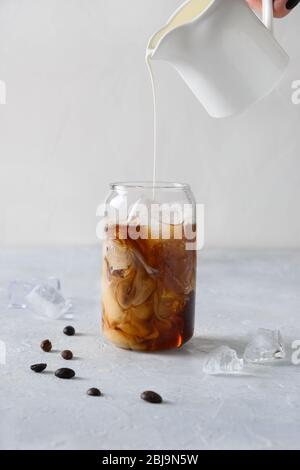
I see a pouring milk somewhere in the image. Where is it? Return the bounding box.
[146,0,213,188]
[146,0,288,185]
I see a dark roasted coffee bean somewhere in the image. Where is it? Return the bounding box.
[61,350,73,360]
[87,388,102,397]
[63,325,75,336]
[55,368,75,379]
[141,391,163,404]
[40,339,52,352]
[30,363,47,373]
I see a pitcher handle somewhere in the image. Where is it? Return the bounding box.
[262,0,274,32]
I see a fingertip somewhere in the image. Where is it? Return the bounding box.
[273,0,295,18]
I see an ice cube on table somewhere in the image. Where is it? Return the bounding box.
[26,284,72,320]
[244,328,286,363]
[8,278,62,309]
[31,277,61,291]
[203,346,244,375]
[8,281,33,309]
[50,277,61,291]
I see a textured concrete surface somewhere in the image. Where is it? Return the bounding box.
[0,247,300,450]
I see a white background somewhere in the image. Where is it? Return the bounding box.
[0,0,299,247]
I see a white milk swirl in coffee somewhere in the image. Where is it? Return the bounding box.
[146,0,213,190]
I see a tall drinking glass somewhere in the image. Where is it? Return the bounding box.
[101,182,197,351]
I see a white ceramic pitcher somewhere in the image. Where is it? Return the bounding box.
[149,0,289,118]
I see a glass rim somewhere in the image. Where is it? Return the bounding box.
[110,181,191,191]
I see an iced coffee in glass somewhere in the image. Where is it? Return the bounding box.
[101,182,197,351]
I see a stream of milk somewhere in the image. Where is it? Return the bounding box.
[146,0,213,193]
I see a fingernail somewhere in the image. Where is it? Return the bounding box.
[286,0,300,10]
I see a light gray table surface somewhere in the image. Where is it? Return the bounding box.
[0,247,300,450]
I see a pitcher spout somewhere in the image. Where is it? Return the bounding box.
[147,0,215,63]
[147,33,175,64]
[147,20,189,64]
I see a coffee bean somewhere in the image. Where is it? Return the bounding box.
[141,391,163,404]
[30,363,47,373]
[55,368,75,379]
[63,325,75,336]
[61,350,73,360]
[87,388,102,397]
[40,339,52,352]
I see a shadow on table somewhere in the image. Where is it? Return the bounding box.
[157,335,248,358]
[188,335,248,356]
[155,336,257,377]
[158,335,295,373]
